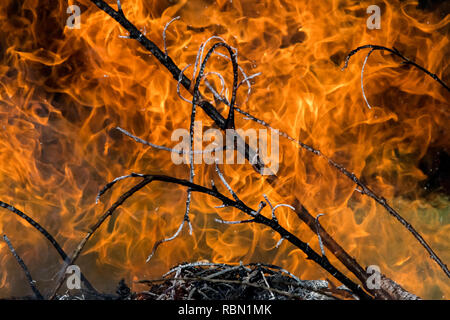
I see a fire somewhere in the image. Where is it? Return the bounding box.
[0,0,449,299]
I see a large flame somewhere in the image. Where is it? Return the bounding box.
[0,0,448,298]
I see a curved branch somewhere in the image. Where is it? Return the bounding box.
[193,42,239,129]
[0,201,97,294]
[342,44,450,92]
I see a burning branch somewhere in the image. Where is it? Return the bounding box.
[2,234,43,300]
[0,201,97,294]
[64,0,447,298]
[342,44,450,95]
[0,0,443,301]
[50,171,372,300]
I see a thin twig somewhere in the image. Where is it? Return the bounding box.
[146,218,186,263]
[90,0,265,172]
[116,127,184,153]
[238,106,450,279]
[293,199,397,300]
[215,162,241,203]
[177,64,193,103]
[95,172,145,204]
[276,237,285,248]
[116,126,226,156]
[193,41,239,129]
[87,0,446,293]
[215,218,255,225]
[260,270,276,300]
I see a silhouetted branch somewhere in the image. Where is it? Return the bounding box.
[3,234,43,300]
[360,48,375,109]
[49,176,154,299]
[89,0,265,173]
[239,107,450,279]
[87,0,446,297]
[0,201,97,294]
[342,44,450,93]
[293,199,409,300]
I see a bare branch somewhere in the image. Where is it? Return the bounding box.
[0,201,97,293]
[215,162,240,203]
[3,235,43,300]
[215,218,255,225]
[116,126,225,155]
[260,270,276,300]
[276,237,285,248]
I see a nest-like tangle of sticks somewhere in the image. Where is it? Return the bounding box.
[55,262,356,300]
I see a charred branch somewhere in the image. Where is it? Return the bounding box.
[3,234,43,300]
[342,44,450,93]
[53,172,372,300]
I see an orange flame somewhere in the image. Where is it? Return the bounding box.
[0,0,449,299]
